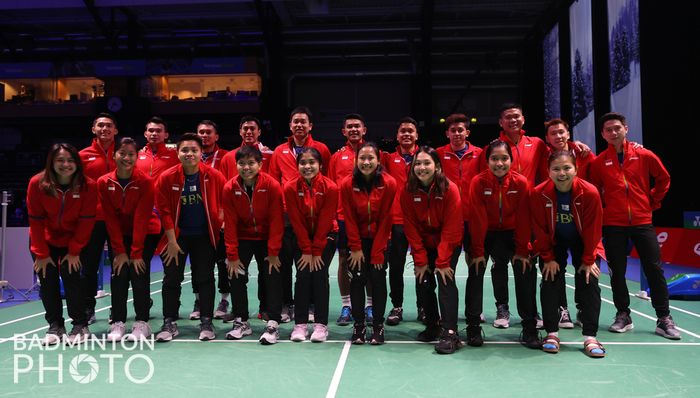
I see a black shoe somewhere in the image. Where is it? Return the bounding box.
[351,323,366,344]
[435,329,460,354]
[416,324,441,342]
[520,328,541,349]
[386,307,403,326]
[370,324,385,345]
[466,325,484,347]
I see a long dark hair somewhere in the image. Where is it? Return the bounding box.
[39,143,86,196]
[407,145,449,195]
[352,141,384,192]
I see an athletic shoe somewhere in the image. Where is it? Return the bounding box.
[225,318,252,340]
[365,306,374,325]
[86,308,96,325]
[466,325,484,347]
[608,312,634,333]
[281,305,293,323]
[125,321,152,342]
[156,319,179,342]
[493,304,510,329]
[290,324,308,342]
[310,323,328,342]
[43,322,65,346]
[519,328,541,349]
[351,322,366,344]
[189,300,201,320]
[535,313,544,330]
[370,324,385,345]
[66,324,90,344]
[107,321,126,342]
[336,306,353,326]
[656,316,681,340]
[574,309,584,328]
[259,320,279,345]
[435,329,461,354]
[558,307,574,329]
[199,318,216,341]
[480,313,487,323]
[214,299,229,319]
[416,324,442,342]
[417,307,426,324]
[386,307,403,326]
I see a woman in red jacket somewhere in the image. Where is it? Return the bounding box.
[340,142,397,345]
[98,137,161,342]
[531,150,605,357]
[400,146,463,355]
[154,133,226,342]
[467,139,536,348]
[27,143,97,345]
[284,147,338,343]
[222,145,285,345]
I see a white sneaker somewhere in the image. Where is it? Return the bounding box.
[126,321,152,342]
[493,305,510,329]
[65,325,90,345]
[43,323,65,346]
[107,321,126,342]
[259,320,279,345]
[310,323,328,343]
[290,323,308,342]
[225,318,252,340]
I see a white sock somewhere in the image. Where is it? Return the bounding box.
[341,295,351,307]
[547,332,559,338]
[221,293,230,301]
[583,335,595,341]
[365,296,373,308]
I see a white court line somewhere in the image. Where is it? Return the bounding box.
[0,272,191,328]
[0,280,191,344]
[325,341,351,398]
[565,282,700,340]
[564,272,700,320]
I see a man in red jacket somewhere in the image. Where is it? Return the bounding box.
[589,112,679,339]
[136,116,179,178]
[154,133,227,342]
[79,112,118,324]
[219,116,273,180]
[269,106,332,321]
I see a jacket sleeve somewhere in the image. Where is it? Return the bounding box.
[27,179,50,259]
[98,179,126,257]
[130,177,155,259]
[155,173,176,232]
[68,180,97,256]
[529,186,554,263]
[370,176,397,264]
[222,182,241,261]
[311,181,338,255]
[435,184,463,268]
[513,179,532,258]
[400,188,427,267]
[581,183,603,265]
[646,150,670,210]
[267,179,285,257]
[340,180,363,253]
[468,177,487,258]
[269,148,283,184]
[284,182,313,255]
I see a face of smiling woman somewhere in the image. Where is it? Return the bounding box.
[115,144,137,177]
[53,149,78,184]
[298,152,320,183]
[488,146,511,179]
[357,146,379,178]
[413,151,437,186]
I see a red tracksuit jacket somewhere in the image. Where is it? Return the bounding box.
[270,135,332,187]
[589,140,670,226]
[27,174,97,258]
[201,145,228,171]
[530,178,603,265]
[97,168,159,259]
[136,143,179,178]
[219,143,272,180]
[283,174,339,256]
[382,146,418,225]
[400,180,463,268]
[469,170,531,258]
[155,162,226,249]
[436,143,482,221]
[340,173,397,264]
[80,139,116,220]
[222,172,284,261]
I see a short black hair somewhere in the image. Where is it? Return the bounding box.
[146,116,167,131]
[197,119,219,133]
[397,116,418,130]
[343,113,366,127]
[290,106,313,123]
[445,113,469,128]
[598,112,627,130]
[176,132,203,150]
[93,112,117,127]
[498,103,523,118]
[239,115,262,130]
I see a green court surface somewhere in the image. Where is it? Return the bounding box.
[2,256,700,397]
